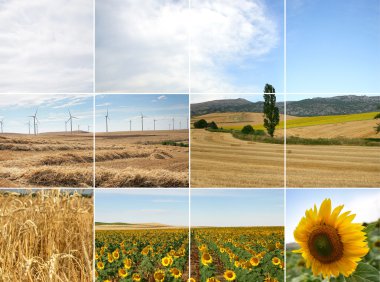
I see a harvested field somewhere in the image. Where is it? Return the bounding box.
[191,129,284,187]
[286,144,380,187]
[95,130,189,187]
[0,189,93,281]
[0,133,93,188]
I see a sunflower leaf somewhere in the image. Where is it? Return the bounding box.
[345,262,380,282]
[364,223,377,236]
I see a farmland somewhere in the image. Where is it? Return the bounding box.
[0,132,93,188]
[191,129,284,188]
[287,144,380,187]
[286,112,380,187]
[0,189,94,281]
[286,112,379,139]
[95,228,189,281]
[95,130,189,187]
[191,227,284,282]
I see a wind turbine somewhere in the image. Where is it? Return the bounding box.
[105,108,110,133]
[88,125,91,132]
[179,120,181,129]
[26,120,31,135]
[67,110,78,134]
[0,119,3,134]
[78,125,80,132]
[153,119,157,131]
[28,108,39,135]
[129,120,132,132]
[186,118,189,129]
[172,117,175,131]
[140,112,145,131]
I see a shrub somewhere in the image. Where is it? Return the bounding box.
[241,125,255,134]
[194,119,208,128]
[207,121,218,129]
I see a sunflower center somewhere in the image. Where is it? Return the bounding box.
[308,224,343,263]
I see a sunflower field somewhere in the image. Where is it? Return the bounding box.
[287,219,380,282]
[190,227,284,282]
[95,229,189,281]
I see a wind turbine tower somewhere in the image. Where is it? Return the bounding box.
[105,108,110,133]
[28,108,39,135]
[67,110,78,134]
[140,113,145,131]
[154,119,157,131]
[0,119,3,134]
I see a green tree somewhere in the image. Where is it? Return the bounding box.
[207,121,218,129]
[263,84,280,137]
[194,119,208,128]
[375,105,380,133]
[241,125,255,134]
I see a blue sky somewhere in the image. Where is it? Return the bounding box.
[286,189,380,243]
[95,94,189,132]
[287,0,380,93]
[191,189,284,227]
[0,94,93,133]
[95,189,284,227]
[96,0,284,93]
[95,190,189,226]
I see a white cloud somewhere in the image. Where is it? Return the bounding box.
[0,94,91,108]
[0,0,93,93]
[96,0,278,93]
[158,95,167,100]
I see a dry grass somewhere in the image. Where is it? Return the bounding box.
[96,130,189,187]
[287,144,380,187]
[0,189,93,281]
[0,133,93,188]
[191,129,284,187]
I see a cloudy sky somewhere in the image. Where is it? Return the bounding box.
[286,189,380,243]
[287,0,380,93]
[0,94,93,133]
[95,94,189,132]
[96,0,284,93]
[0,0,93,93]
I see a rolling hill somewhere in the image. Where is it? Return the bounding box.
[191,95,380,117]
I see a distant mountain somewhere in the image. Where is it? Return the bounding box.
[191,95,380,117]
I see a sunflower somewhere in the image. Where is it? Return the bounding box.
[107,253,114,263]
[118,268,128,278]
[188,279,196,282]
[97,261,104,270]
[124,258,132,269]
[201,252,213,266]
[113,250,120,260]
[249,256,260,266]
[272,257,281,265]
[206,277,221,282]
[223,270,236,281]
[154,269,165,282]
[132,273,141,281]
[264,274,278,282]
[161,256,173,267]
[293,198,369,278]
[170,267,182,279]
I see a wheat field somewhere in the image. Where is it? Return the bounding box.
[287,144,380,187]
[0,133,93,188]
[191,129,284,187]
[95,130,189,187]
[0,189,93,281]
